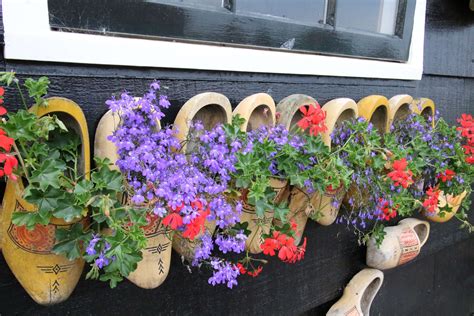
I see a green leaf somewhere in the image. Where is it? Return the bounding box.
[24,76,50,106]
[23,187,65,214]
[11,211,49,230]
[29,158,66,190]
[53,199,84,222]
[91,165,123,193]
[53,223,88,260]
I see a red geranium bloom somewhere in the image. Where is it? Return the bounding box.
[437,169,456,182]
[260,235,280,256]
[297,103,327,136]
[162,212,183,230]
[387,158,414,188]
[236,263,247,274]
[457,114,474,142]
[423,187,440,214]
[466,156,474,164]
[0,129,14,152]
[182,209,210,240]
[0,153,18,179]
[278,236,297,262]
[247,265,263,278]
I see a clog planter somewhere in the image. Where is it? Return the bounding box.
[309,98,358,226]
[357,95,389,133]
[1,98,88,305]
[366,218,430,270]
[273,94,319,245]
[233,93,289,253]
[172,92,232,260]
[95,110,173,289]
[410,97,435,127]
[327,268,384,316]
[424,190,467,223]
[387,94,413,129]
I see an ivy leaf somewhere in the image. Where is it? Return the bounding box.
[74,179,94,205]
[24,76,50,106]
[11,211,49,230]
[53,223,88,260]
[53,199,84,222]
[29,158,66,190]
[92,166,123,193]
[23,187,65,215]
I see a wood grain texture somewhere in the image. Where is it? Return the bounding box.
[423,0,474,77]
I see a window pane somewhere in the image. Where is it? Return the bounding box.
[236,0,326,26]
[335,0,399,35]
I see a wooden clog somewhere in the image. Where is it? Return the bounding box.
[387,94,413,129]
[1,98,88,305]
[357,95,389,133]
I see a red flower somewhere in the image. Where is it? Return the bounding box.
[290,219,298,234]
[182,209,210,240]
[457,114,474,142]
[423,187,440,214]
[0,129,14,152]
[278,236,297,262]
[162,213,183,230]
[297,103,327,136]
[437,169,456,182]
[387,158,414,188]
[236,263,247,274]
[0,153,18,179]
[260,234,281,256]
[376,198,397,221]
[247,265,263,278]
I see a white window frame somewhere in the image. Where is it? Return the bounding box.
[2,0,426,80]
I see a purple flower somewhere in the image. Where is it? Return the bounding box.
[208,260,240,289]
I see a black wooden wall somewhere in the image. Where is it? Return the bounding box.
[0,0,473,315]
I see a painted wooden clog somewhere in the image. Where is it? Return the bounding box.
[95,108,172,289]
[411,97,436,127]
[233,93,289,253]
[327,268,384,316]
[366,218,430,270]
[309,98,358,226]
[172,92,232,260]
[241,178,289,253]
[357,95,389,133]
[273,94,318,244]
[424,190,467,223]
[387,94,413,129]
[233,93,276,131]
[1,97,88,305]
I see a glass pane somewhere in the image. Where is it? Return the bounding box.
[236,0,326,26]
[146,0,223,11]
[335,0,399,35]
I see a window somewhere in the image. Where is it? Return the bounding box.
[2,0,426,80]
[48,0,415,61]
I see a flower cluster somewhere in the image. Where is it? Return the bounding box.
[261,231,306,263]
[387,158,414,188]
[422,187,440,214]
[0,87,18,179]
[458,114,474,164]
[297,103,327,136]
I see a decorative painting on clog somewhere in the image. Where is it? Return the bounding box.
[366,218,430,270]
[2,97,88,305]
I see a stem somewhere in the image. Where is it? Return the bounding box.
[14,80,29,111]
[12,141,29,180]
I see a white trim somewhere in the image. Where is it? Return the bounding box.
[3,0,426,80]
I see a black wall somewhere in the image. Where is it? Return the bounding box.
[0,0,473,315]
